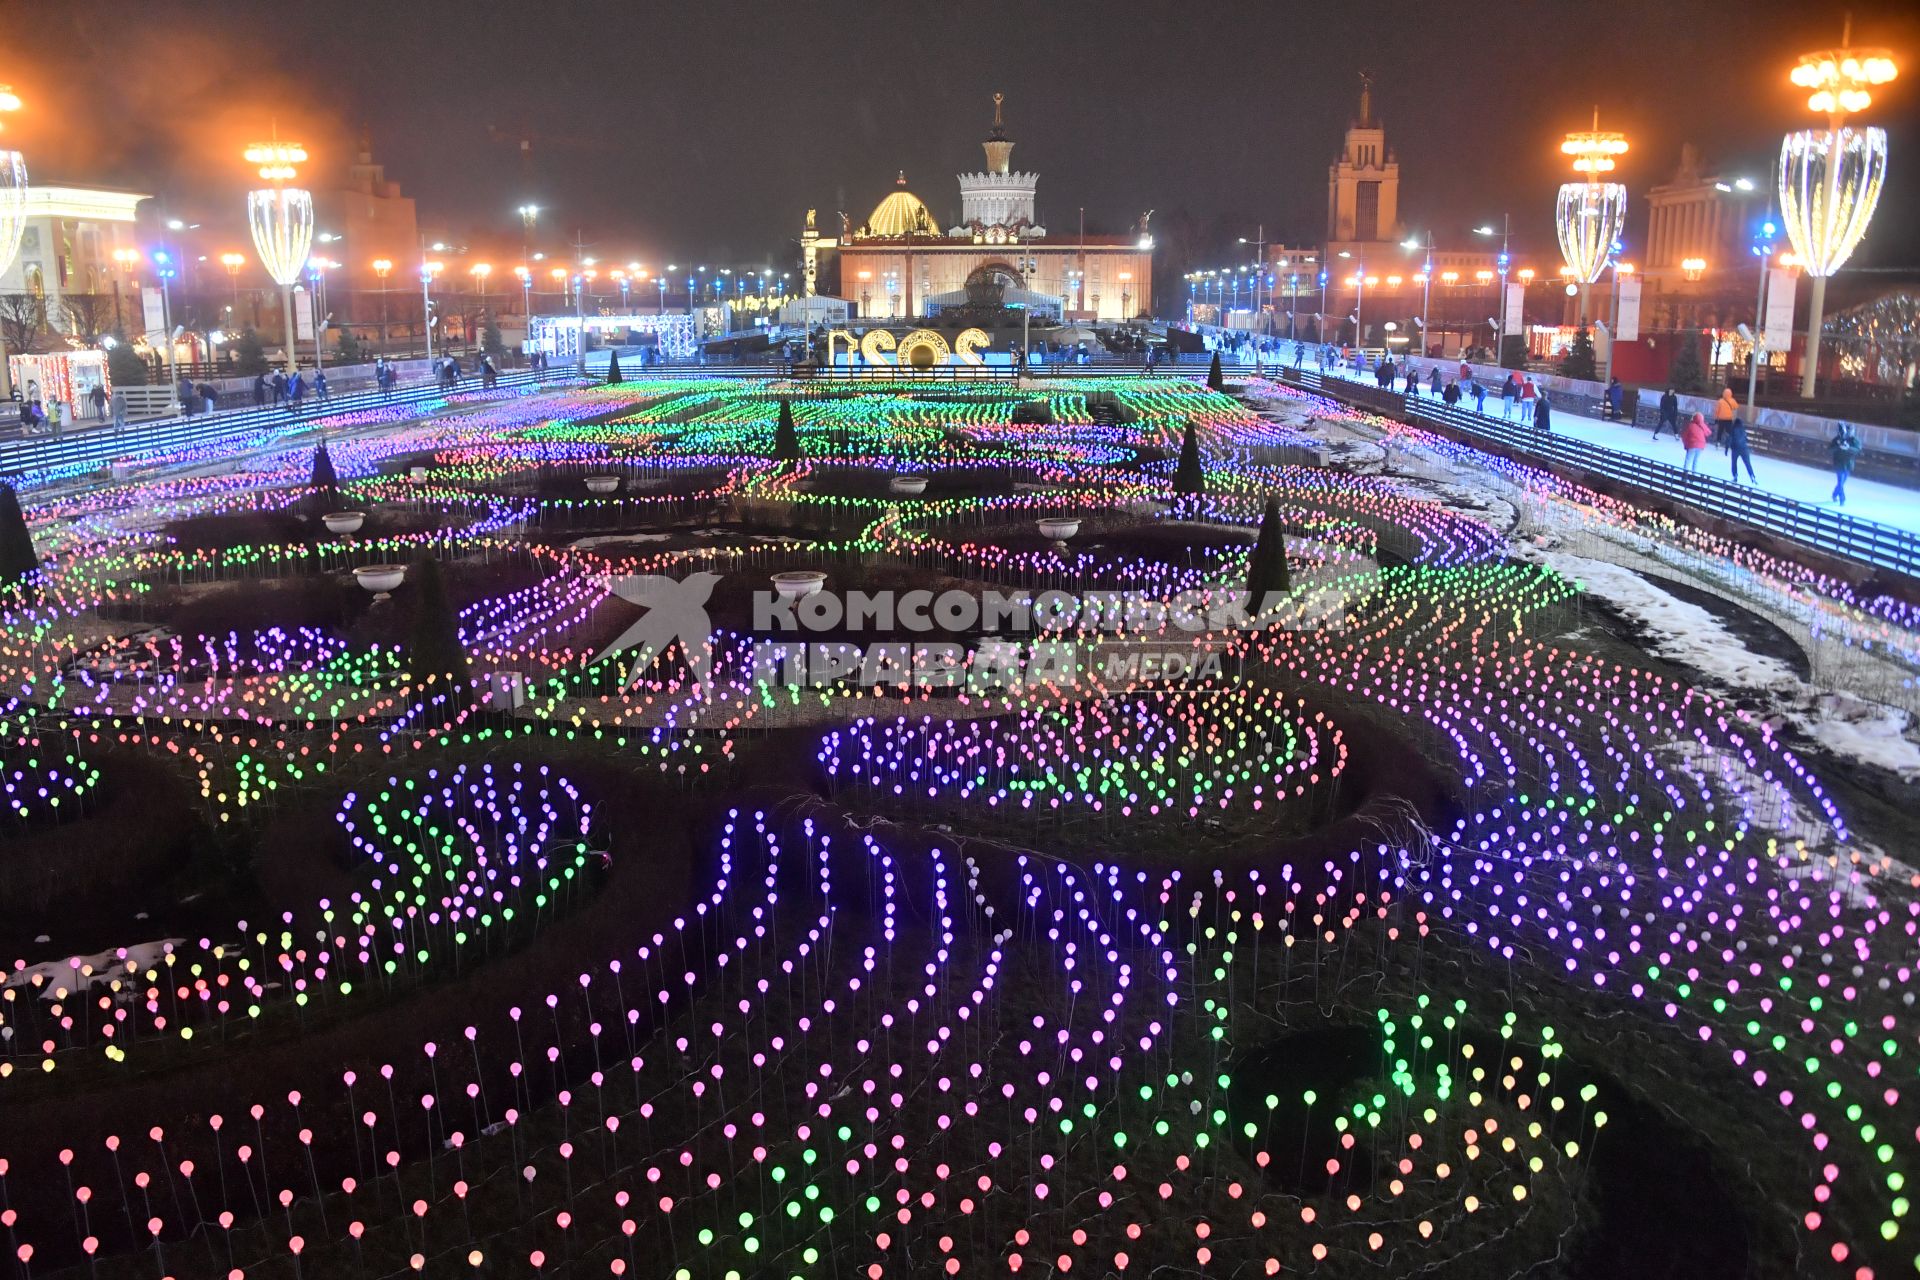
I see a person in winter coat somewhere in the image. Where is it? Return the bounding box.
[253,373,268,406]
[1726,416,1757,483]
[1712,387,1739,447]
[177,373,196,417]
[1653,387,1680,439]
[1603,376,1624,422]
[1533,389,1553,433]
[288,369,305,410]
[1500,373,1520,418]
[1428,367,1443,396]
[1519,377,1538,423]
[1442,379,1462,407]
[88,384,107,420]
[1680,412,1712,472]
[1471,380,1487,414]
[1830,422,1863,505]
[314,370,330,402]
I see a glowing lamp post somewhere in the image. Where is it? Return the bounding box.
[470,262,493,347]
[305,257,335,368]
[421,259,444,360]
[372,258,393,354]
[219,253,246,320]
[0,86,26,398]
[244,138,314,374]
[1781,31,1896,397]
[1555,114,1629,321]
[110,246,140,336]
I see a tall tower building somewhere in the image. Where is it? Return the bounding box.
[1326,75,1401,247]
[953,93,1045,241]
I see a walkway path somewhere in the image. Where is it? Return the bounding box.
[1305,358,1920,539]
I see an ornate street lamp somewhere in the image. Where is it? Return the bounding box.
[1556,112,1629,320]
[243,136,314,373]
[0,86,26,397]
[1780,27,1897,396]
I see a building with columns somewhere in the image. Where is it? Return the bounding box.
[820,95,1152,323]
[0,183,149,336]
[1639,143,1761,331]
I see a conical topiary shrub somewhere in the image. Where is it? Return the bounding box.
[405,555,473,709]
[606,350,623,384]
[1206,350,1224,392]
[0,484,38,602]
[1172,421,1204,497]
[310,444,340,514]
[774,397,801,460]
[1244,497,1290,619]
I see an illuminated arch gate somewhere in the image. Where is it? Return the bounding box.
[529,313,699,361]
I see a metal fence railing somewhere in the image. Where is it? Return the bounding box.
[1277,368,1920,580]
[1,368,556,484]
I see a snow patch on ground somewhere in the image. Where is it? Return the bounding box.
[1519,546,1920,781]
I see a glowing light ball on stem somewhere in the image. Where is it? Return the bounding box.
[244,136,314,374]
[1781,28,1896,397]
[1555,112,1628,320]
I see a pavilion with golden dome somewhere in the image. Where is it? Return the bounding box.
[803,95,1153,323]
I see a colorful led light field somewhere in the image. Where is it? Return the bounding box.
[0,372,1910,1278]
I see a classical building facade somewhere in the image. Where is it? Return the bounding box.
[820,96,1152,322]
[1326,76,1402,257]
[0,183,148,336]
[1312,77,1495,350]
[314,130,420,297]
[1639,144,1762,331]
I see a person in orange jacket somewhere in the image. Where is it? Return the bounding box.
[1712,387,1739,448]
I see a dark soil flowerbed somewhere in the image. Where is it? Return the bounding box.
[976,512,1255,561]
[794,464,1027,503]
[94,554,555,656]
[161,504,446,553]
[0,746,213,957]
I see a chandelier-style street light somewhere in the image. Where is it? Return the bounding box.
[0,86,27,398]
[1555,111,1629,320]
[1780,24,1897,397]
[244,135,314,373]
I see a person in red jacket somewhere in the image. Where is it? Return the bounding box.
[1680,412,1712,474]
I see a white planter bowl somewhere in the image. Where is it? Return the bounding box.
[584,475,621,494]
[322,511,366,534]
[1037,517,1081,540]
[888,475,929,495]
[771,570,828,600]
[353,564,408,594]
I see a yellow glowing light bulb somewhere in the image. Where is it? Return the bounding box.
[245,140,308,183]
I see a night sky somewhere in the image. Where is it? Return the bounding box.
[10,0,1918,278]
